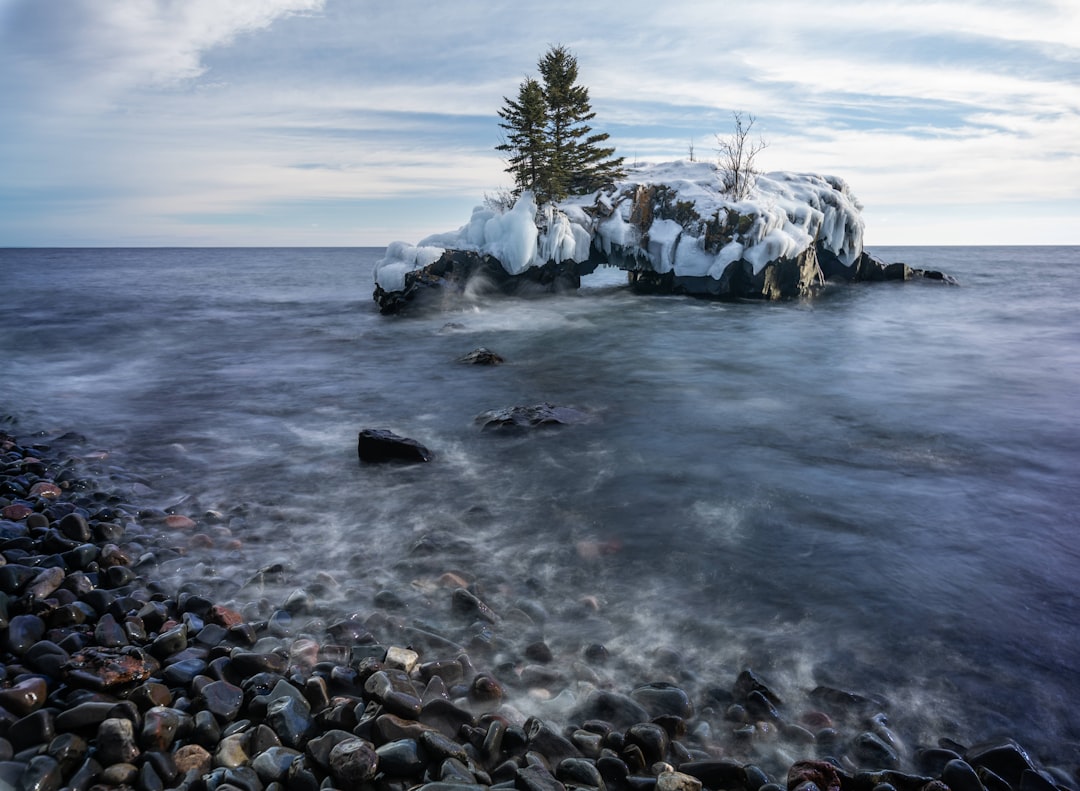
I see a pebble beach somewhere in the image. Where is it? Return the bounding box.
[0,421,1076,791]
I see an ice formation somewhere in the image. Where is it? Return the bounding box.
[373,161,866,292]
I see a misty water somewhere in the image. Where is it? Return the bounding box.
[2,246,1078,767]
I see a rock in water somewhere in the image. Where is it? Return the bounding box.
[357,429,433,463]
[475,403,590,431]
[457,347,504,365]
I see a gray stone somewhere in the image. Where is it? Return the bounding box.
[97,717,140,765]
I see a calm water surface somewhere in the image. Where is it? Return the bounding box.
[2,246,1078,766]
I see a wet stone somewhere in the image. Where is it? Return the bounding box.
[377,737,427,776]
[631,682,694,719]
[18,754,62,791]
[173,743,212,775]
[140,706,183,751]
[97,717,140,765]
[214,732,250,769]
[0,676,47,716]
[852,732,900,769]
[267,694,314,749]
[517,763,567,791]
[6,614,45,654]
[329,737,380,786]
[9,709,55,753]
[657,771,703,791]
[304,729,355,770]
[200,679,244,721]
[252,745,303,783]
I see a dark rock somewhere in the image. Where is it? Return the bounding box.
[9,709,55,753]
[199,679,244,721]
[476,403,591,431]
[558,756,606,790]
[452,587,499,623]
[266,694,314,748]
[851,732,900,769]
[304,728,355,770]
[357,429,433,464]
[625,722,669,766]
[630,682,693,719]
[965,740,1037,788]
[376,737,427,776]
[518,764,568,791]
[17,754,62,791]
[525,717,581,765]
[458,347,505,365]
[915,748,962,777]
[140,706,183,752]
[252,745,302,784]
[0,676,47,716]
[6,613,45,654]
[786,760,849,791]
[941,759,983,791]
[568,690,650,731]
[97,717,140,764]
[328,737,379,786]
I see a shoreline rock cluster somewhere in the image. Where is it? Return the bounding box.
[1,425,1075,791]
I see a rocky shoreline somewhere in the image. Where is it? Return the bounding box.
[0,423,1075,791]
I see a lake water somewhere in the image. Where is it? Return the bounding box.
[2,245,1078,768]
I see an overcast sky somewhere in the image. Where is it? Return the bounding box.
[1,0,1078,247]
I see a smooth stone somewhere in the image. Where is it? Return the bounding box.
[328,737,380,785]
[149,624,188,659]
[6,614,45,654]
[58,512,92,541]
[516,764,566,791]
[458,347,504,365]
[100,762,139,785]
[568,690,650,730]
[631,682,694,719]
[174,743,213,775]
[304,729,355,770]
[163,657,208,686]
[96,717,140,764]
[525,717,581,765]
[419,729,469,764]
[0,676,48,716]
[942,759,983,791]
[8,709,55,753]
[657,771,702,791]
[557,757,605,789]
[376,737,427,776]
[252,745,302,783]
[128,682,173,711]
[625,723,669,766]
[786,760,848,791]
[200,679,244,721]
[55,701,117,731]
[17,754,62,791]
[213,732,250,769]
[852,732,900,769]
[26,566,65,600]
[230,651,287,675]
[965,740,1037,788]
[140,706,184,751]
[266,695,314,749]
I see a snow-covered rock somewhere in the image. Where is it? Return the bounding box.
[373,160,945,313]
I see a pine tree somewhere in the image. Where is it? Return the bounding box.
[495,45,624,204]
[496,77,548,198]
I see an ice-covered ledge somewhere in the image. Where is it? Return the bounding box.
[373,160,947,314]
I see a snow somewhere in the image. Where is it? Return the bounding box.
[374,159,867,291]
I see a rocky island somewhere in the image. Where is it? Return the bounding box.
[373,161,949,314]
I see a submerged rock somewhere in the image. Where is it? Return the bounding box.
[475,403,591,431]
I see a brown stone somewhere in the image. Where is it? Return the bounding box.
[63,647,160,690]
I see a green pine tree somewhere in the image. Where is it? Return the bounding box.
[496,77,548,198]
[496,45,624,205]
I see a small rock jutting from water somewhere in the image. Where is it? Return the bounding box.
[475,402,592,431]
[0,423,1075,791]
[458,347,505,365]
[357,428,434,463]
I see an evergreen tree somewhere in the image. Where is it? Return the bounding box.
[496,77,547,197]
[495,45,624,204]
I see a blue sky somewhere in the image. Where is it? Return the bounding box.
[1,0,1078,247]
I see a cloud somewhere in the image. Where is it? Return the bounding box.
[1,0,323,109]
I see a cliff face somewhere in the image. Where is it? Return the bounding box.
[373,161,938,314]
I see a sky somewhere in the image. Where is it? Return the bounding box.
[1,0,1078,247]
